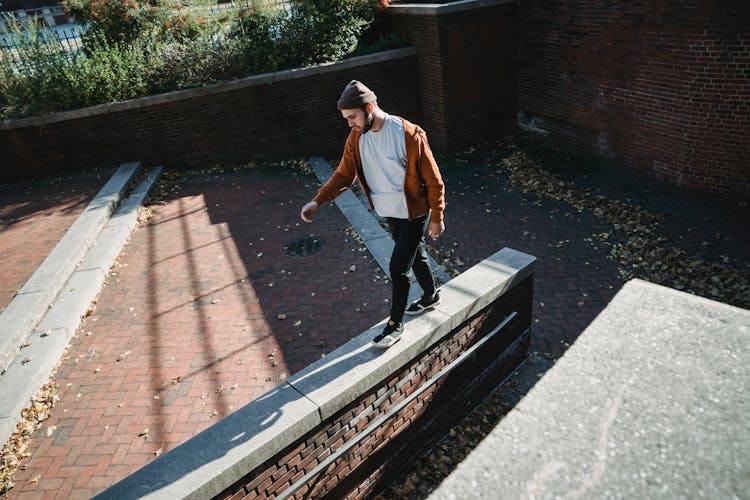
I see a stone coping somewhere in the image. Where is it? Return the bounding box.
[98,247,535,499]
[387,0,516,16]
[0,47,417,130]
[429,279,750,499]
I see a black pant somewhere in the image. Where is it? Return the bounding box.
[387,215,436,323]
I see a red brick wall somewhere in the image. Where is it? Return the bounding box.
[518,0,750,197]
[0,52,419,182]
[215,276,532,499]
[383,2,518,151]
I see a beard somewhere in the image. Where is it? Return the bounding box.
[361,112,375,133]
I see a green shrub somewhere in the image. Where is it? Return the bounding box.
[0,20,148,117]
[0,0,396,118]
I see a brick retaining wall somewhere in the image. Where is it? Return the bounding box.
[518,0,750,197]
[217,277,531,499]
[0,49,420,182]
[98,247,535,500]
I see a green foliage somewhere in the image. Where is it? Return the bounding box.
[0,19,148,116]
[0,0,396,119]
[62,0,164,46]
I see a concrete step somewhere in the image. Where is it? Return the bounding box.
[0,165,163,446]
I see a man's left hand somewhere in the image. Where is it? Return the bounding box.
[427,221,445,240]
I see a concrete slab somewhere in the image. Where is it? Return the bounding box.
[0,326,71,444]
[0,291,49,373]
[81,166,163,272]
[430,279,750,500]
[97,383,321,500]
[35,268,106,333]
[87,161,141,204]
[77,222,134,272]
[17,162,141,296]
[435,248,535,330]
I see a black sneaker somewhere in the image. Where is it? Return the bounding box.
[405,292,441,316]
[373,320,403,348]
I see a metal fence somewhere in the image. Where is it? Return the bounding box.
[0,0,289,52]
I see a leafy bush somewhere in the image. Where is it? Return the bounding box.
[0,20,148,116]
[0,0,395,118]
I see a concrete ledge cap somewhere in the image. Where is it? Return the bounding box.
[430,279,750,499]
[388,0,516,16]
[97,383,320,500]
[0,49,417,130]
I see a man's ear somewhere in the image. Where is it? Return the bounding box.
[366,102,374,114]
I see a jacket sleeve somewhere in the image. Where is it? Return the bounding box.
[417,132,446,223]
[313,132,358,206]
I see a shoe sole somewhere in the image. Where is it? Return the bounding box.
[404,299,441,316]
[373,335,401,348]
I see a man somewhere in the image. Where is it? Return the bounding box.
[300,80,446,348]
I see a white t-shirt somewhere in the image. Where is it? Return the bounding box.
[359,114,409,219]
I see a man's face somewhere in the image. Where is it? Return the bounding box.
[341,106,373,133]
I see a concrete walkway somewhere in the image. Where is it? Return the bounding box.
[431,279,750,499]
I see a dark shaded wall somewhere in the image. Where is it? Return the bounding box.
[518,0,750,196]
[384,1,518,151]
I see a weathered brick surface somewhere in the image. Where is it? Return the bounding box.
[518,0,750,197]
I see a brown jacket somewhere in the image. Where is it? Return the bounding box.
[313,117,445,223]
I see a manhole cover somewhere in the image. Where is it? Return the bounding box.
[284,235,325,257]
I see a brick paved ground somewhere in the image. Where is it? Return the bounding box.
[5,140,749,497]
[0,171,110,313]
[7,164,389,498]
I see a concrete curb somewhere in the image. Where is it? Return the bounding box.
[0,162,141,375]
[0,166,163,447]
[307,157,451,303]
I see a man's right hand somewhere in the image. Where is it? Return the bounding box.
[300,201,319,222]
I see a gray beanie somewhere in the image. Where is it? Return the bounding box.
[337,80,377,110]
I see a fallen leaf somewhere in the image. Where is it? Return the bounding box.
[138,428,149,437]
[154,447,163,456]
[46,425,57,437]
[276,313,287,320]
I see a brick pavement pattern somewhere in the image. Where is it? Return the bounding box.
[5,143,749,497]
[7,165,389,498]
[0,172,109,313]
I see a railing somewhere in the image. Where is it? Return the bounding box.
[0,0,289,51]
